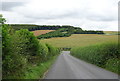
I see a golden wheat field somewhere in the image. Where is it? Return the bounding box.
[40,34,118,48]
[32,30,55,36]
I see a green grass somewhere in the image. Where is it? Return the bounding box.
[71,42,119,74]
[105,58,119,73]
[24,56,58,79]
[40,34,118,48]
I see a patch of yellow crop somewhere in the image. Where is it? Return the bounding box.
[40,34,118,48]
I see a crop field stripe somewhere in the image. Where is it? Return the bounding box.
[40,34,118,48]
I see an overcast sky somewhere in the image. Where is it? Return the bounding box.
[0,0,119,31]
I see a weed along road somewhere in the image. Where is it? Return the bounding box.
[45,51,118,79]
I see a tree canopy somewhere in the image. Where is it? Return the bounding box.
[0,14,6,24]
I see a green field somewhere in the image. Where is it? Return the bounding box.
[40,34,118,48]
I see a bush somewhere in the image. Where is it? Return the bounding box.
[105,58,119,73]
[71,42,119,73]
[15,29,40,56]
[46,44,59,59]
[2,24,27,78]
[38,42,49,62]
[2,25,60,79]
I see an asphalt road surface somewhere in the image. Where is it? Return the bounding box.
[45,51,118,79]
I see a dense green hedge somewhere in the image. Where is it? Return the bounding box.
[2,24,60,79]
[71,42,120,74]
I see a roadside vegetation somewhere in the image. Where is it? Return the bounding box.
[71,42,119,74]
[24,55,57,79]
[2,19,60,79]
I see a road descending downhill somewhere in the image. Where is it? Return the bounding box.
[45,51,118,79]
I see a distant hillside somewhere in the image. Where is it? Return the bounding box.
[37,27,104,39]
[32,30,55,36]
[7,24,104,39]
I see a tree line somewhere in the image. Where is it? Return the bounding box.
[8,24,76,31]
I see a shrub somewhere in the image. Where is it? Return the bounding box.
[2,26,60,79]
[38,42,48,62]
[2,17,60,79]
[71,42,119,73]
[2,24,27,78]
[105,58,119,73]
[46,44,59,60]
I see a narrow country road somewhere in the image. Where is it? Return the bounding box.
[45,51,118,79]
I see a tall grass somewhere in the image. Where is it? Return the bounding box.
[71,42,120,74]
[24,55,58,79]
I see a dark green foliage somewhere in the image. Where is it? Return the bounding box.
[2,24,10,58]
[2,25,60,79]
[8,24,62,30]
[74,30,104,34]
[71,42,119,74]
[37,30,71,39]
[37,26,104,39]
[7,24,104,35]
[2,24,27,78]
[61,48,71,51]
[0,14,6,24]
[46,44,59,59]
[15,29,40,56]
[38,42,49,62]
[105,58,119,73]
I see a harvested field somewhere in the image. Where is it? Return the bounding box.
[32,30,55,36]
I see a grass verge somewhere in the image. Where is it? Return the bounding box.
[24,55,58,79]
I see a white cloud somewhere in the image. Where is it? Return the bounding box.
[1,0,119,31]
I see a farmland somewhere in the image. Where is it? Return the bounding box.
[32,30,55,36]
[40,34,118,48]
[104,31,119,35]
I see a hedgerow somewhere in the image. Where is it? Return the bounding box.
[2,24,60,79]
[71,42,120,74]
